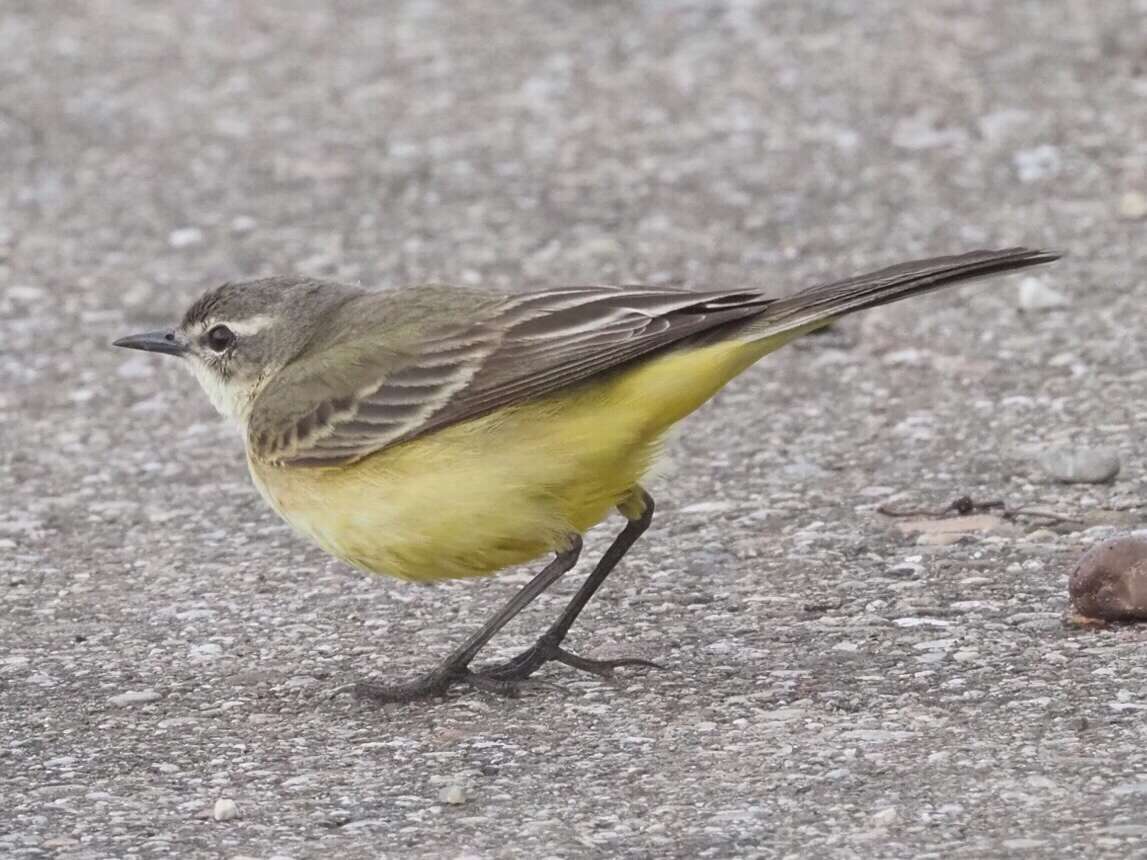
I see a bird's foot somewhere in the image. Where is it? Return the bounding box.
[476,634,664,684]
[348,661,557,703]
[346,637,663,703]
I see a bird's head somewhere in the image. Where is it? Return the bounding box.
[114,276,361,424]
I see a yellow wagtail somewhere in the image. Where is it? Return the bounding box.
[114,247,1058,701]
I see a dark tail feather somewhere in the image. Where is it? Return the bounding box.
[746,247,1061,341]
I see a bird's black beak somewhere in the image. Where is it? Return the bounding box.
[113,329,188,357]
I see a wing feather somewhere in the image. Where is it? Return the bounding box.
[249,286,771,466]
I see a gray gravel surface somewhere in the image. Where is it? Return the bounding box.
[3,1,1147,857]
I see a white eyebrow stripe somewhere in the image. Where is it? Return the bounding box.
[206,315,277,336]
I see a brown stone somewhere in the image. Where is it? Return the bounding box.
[1069,537,1147,621]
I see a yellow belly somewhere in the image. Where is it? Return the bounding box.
[249,335,793,582]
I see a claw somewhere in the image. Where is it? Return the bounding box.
[548,647,665,678]
[477,637,665,683]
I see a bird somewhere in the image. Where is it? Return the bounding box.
[113,246,1059,701]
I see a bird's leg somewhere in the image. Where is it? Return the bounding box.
[476,488,662,683]
[354,536,582,703]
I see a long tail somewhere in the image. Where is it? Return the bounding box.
[743,247,1061,341]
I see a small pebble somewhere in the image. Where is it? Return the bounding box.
[168,227,205,248]
[108,689,161,707]
[871,806,898,827]
[115,356,154,380]
[781,460,827,481]
[213,798,240,821]
[1018,145,1059,182]
[1118,190,1147,220]
[1069,536,1147,621]
[189,642,223,662]
[7,285,46,302]
[1018,277,1070,311]
[916,532,966,546]
[230,215,258,234]
[1038,447,1120,484]
[439,784,467,805]
[1013,144,1061,182]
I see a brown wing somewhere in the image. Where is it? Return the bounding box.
[247,285,773,466]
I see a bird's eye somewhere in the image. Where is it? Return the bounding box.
[205,324,236,353]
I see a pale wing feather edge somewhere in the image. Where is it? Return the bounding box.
[253,286,771,466]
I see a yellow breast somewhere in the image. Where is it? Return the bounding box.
[248,335,789,582]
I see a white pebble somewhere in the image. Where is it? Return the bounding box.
[168,227,205,248]
[439,784,467,805]
[189,642,224,662]
[871,806,899,826]
[882,348,928,367]
[679,500,736,514]
[1119,191,1147,220]
[1038,447,1120,484]
[1013,145,1061,182]
[1018,277,1069,311]
[916,532,965,546]
[115,356,154,380]
[6,285,46,302]
[213,798,240,821]
[109,689,161,707]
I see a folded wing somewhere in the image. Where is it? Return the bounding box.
[247,246,1059,467]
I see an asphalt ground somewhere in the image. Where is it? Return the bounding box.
[2,1,1146,857]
